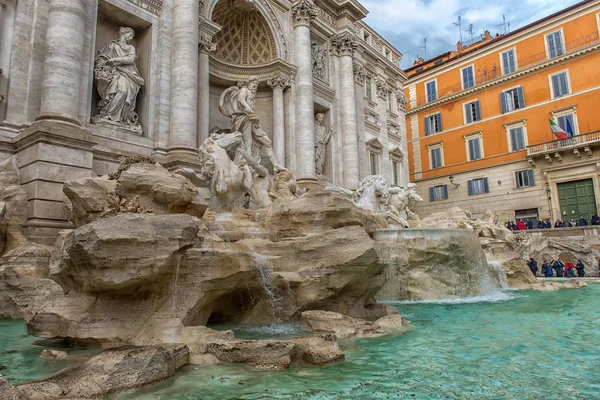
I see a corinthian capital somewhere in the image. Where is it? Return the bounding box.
[198,37,216,54]
[396,91,408,111]
[332,33,358,57]
[292,0,317,27]
[267,75,291,90]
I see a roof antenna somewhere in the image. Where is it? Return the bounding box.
[496,14,510,34]
[420,37,427,60]
[453,16,463,44]
[466,23,475,43]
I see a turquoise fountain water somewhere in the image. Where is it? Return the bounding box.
[3,285,599,399]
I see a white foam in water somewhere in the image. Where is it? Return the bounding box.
[381,291,519,305]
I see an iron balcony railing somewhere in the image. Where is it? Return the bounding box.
[526,130,600,156]
[410,32,600,109]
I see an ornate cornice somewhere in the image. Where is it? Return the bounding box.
[267,75,291,90]
[332,33,358,57]
[291,0,317,27]
[209,57,298,83]
[198,37,216,54]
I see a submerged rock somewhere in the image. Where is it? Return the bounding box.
[373,314,410,333]
[13,345,189,399]
[529,280,588,291]
[39,350,68,360]
[289,336,345,366]
[301,310,385,338]
[204,339,295,370]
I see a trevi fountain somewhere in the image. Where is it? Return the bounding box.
[0,0,599,399]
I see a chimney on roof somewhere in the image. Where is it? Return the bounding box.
[484,30,492,41]
[413,57,425,66]
[457,41,463,52]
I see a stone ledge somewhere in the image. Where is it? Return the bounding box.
[14,121,98,152]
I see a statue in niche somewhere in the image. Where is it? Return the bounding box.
[314,113,332,176]
[93,27,144,134]
[312,43,326,79]
[219,76,285,173]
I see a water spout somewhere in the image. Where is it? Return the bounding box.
[488,261,509,289]
[171,253,182,313]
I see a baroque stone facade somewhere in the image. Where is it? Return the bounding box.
[0,0,408,243]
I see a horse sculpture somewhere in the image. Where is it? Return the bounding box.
[326,175,408,226]
[178,131,254,209]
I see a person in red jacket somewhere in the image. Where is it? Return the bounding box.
[517,219,526,230]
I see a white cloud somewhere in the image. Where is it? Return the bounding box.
[362,0,581,69]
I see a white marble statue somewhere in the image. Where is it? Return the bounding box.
[218,77,284,172]
[326,175,409,227]
[314,113,332,176]
[388,183,423,221]
[93,27,144,133]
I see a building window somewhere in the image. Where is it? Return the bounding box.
[429,184,449,201]
[556,113,576,135]
[515,169,535,188]
[428,145,444,169]
[501,49,517,75]
[434,59,444,66]
[546,30,564,59]
[392,161,400,186]
[464,100,482,123]
[468,177,489,195]
[501,87,525,113]
[426,80,437,102]
[508,125,527,152]
[465,134,483,161]
[461,66,476,89]
[424,113,443,135]
[550,71,570,98]
[369,152,379,175]
[365,77,373,100]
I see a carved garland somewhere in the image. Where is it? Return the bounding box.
[375,79,391,99]
[353,62,366,85]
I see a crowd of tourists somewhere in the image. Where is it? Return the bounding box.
[505,214,600,231]
[526,258,586,278]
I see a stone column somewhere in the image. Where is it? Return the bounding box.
[167,0,199,163]
[353,62,368,180]
[36,0,87,125]
[197,37,216,146]
[267,76,289,169]
[332,33,359,189]
[376,79,391,182]
[291,0,317,182]
[284,84,295,170]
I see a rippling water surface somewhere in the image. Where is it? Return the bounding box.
[3,284,600,399]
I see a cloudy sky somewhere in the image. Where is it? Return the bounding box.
[362,0,582,69]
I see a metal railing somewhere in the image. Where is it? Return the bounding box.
[410,32,600,109]
[526,130,600,156]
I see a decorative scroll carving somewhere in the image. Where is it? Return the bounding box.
[375,79,391,100]
[332,33,358,57]
[353,62,366,85]
[267,75,290,90]
[291,0,317,26]
[199,37,216,54]
[396,91,408,111]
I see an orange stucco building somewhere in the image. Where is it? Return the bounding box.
[404,0,600,224]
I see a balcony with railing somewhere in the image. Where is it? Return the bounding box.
[526,130,600,163]
[409,32,600,110]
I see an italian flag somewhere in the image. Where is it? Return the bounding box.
[550,119,568,140]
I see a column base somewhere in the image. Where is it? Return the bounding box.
[15,120,98,245]
[163,146,202,171]
[296,177,323,191]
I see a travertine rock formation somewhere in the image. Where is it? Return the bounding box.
[301,310,387,338]
[63,162,210,227]
[11,345,189,399]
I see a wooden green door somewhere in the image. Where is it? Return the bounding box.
[558,179,597,220]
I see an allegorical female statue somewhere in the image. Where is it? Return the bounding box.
[314,113,332,176]
[94,27,144,134]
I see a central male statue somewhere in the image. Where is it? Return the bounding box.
[219,76,285,172]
